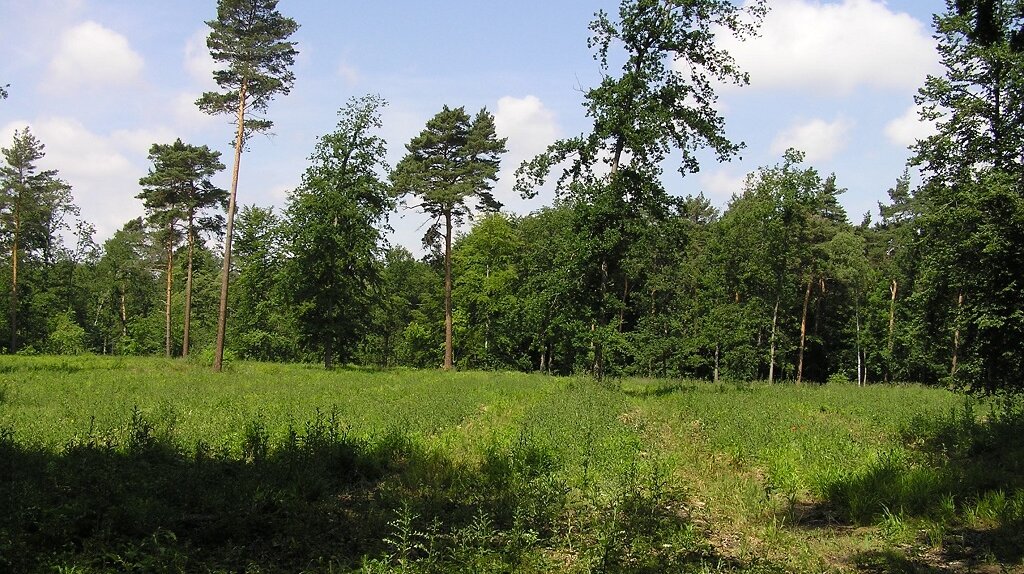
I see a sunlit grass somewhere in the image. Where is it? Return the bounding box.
[1,356,1020,572]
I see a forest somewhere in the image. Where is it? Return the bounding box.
[1,0,1023,395]
[3,1,1024,572]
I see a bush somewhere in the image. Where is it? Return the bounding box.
[46,310,87,355]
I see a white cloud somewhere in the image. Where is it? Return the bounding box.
[719,0,939,95]
[494,95,559,161]
[47,21,144,90]
[492,95,560,209]
[173,91,220,131]
[2,117,145,239]
[184,27,218,87]
[111,127,179,157]
[885,104,937,148]
[771,117,853,162]
[699,169,747,200]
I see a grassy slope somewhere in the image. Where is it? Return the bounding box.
[0,356,1021,572]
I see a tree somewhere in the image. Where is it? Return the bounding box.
[869,170,923,382]
[232,205,296,361]
[358,247,443,368]
[913,0,1024,392]
[93,218,155,354]
[515,0,766,377]
[452,213,525,369]
[283,95,392,369]
[1,127,73,353]
[137,139,226,358]
[391,106,507,370]
[197,0,298,371]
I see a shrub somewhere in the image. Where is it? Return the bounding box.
[46,310,87,355]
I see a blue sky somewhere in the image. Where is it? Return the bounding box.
[1,0,944,252]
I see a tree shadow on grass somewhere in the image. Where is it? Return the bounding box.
[0,409,783,573]
[817,398,1024,571]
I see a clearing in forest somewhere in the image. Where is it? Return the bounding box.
[0,356,1021,572]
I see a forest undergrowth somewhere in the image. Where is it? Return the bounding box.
[0,356,1021,573]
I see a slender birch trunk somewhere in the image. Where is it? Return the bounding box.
[796,277,813,385]
[768,298,780,384]
[182,227,195,358]
[951,290,963,375]
[443,209,454,371]
[713,344,720,384]
[120,288,128,337]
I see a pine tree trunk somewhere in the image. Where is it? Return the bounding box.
[165,241,174,358]
[182,228,195,358]
[796,277,813,385]
[768,298,780,384]
[443,209,454,371]
[214,79,248,372]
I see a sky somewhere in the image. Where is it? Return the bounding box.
[0,0,944,253]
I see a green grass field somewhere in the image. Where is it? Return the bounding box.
[1,356,1022,573]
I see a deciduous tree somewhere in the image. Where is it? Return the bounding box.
[913,0,1024,392]
[283,95,392,369]
[515,0,766,377]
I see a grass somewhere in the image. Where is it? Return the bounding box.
[0,355,1022,572]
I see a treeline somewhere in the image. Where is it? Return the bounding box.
[0,127,950,385]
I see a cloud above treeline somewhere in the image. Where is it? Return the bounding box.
[771,117,854,162]
[885,105,938,148]
[720,0,939,95]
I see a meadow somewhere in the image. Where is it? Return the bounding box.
[0,356,1021,573]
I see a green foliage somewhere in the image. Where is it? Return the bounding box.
[391,106,507,233]
[1,127,77,354]
[46,309,86,355]
[137,138,226,358]
[195,0,299,139]
[391,105,507,370]
[912,0,1024,393]
[282,95,392,369]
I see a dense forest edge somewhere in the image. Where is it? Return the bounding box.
[2,0,1023,395]
[2,0,1023,394]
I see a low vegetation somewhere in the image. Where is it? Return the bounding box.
[1,356,1021,572]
